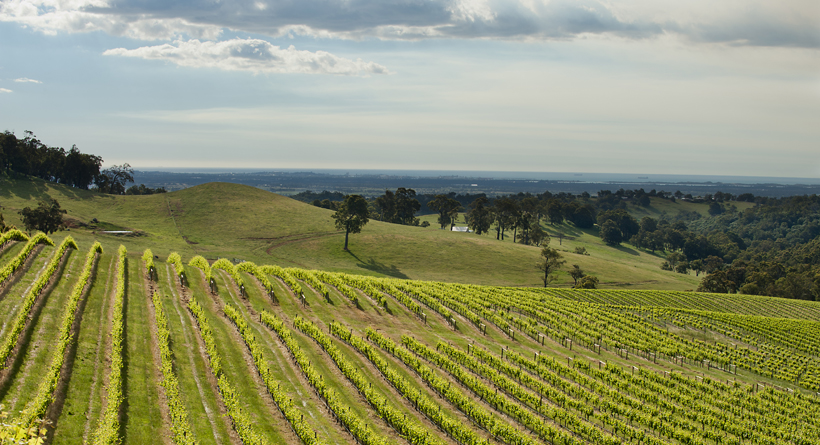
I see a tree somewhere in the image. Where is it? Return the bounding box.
[466,197,492,235]
[530,225,548,247]
[62,145,102,189]
[638,195,651,207]
[600,220,622,245]
[19,198,66,234]
[537,246,565,287]
[394,187,421,225]
[546,201,564,225]
[332,195,370,251]
[697,270,734,293]
[569,205,595,229]
[428,195,462,229]
[96,163,134,194]
[691,259,704,276]
[569,264,585,286]
[125,184,167,195]
[375,188,421,225]
[640,216,657,233]
[0,131,17,171]
[708,201,725,216]
[491,197,518,240]
[374,190,396,222]
[597,209,639,242]
[576,275,599,289]
[666,251,686,269]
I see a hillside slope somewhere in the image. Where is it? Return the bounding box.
[0,175,699,288]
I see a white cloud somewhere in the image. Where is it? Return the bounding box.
[14,77,42,83]
[1,0,816,47]
[103,38,390,75]
[0,0,222,40]
[0,88,12,93]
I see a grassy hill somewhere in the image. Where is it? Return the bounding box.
[0,175,703,289]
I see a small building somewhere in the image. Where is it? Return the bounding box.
[451,226,471,233]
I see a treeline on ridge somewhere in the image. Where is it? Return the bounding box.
[0,130,163,195]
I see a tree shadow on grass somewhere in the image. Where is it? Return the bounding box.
[0,172,88,201]
[345,251,409,279]
[613,245,640,256]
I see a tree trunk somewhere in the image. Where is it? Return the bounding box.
[543,267,549,288]
[344,228,350,250]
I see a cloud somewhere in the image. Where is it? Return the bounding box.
[2,0,817,48]
[103,38,390,75]
[0,0,222,40]
[0,88,12,93]
[14,77,41,83]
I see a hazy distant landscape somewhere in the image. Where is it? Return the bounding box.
[133,169,820,197]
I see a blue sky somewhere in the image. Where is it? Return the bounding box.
[1,0,818,177]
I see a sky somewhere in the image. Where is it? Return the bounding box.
[0,0,818,178]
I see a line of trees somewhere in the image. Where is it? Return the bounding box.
[0,130,149,195]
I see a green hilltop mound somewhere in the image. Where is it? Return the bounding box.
[0,175,700,288]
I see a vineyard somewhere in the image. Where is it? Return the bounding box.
[0,234,819,445]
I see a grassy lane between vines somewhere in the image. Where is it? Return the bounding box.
[0,239,26,260]
[50,251,116,443]
[0,241,27,278]
[0,245,51,340]
[122,254,166,444]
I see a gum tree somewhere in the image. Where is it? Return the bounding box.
[332,195,370,251]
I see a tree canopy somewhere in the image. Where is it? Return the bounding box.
[428,194,462,229]
[19,198,66,234]
[332,195,370,250]
[537,246,565,287]
[466,196,492,235]
[96,163,135,195]
[0,131,102,189]
[374,188,421,226]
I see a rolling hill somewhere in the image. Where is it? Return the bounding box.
[0,175,700,289]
